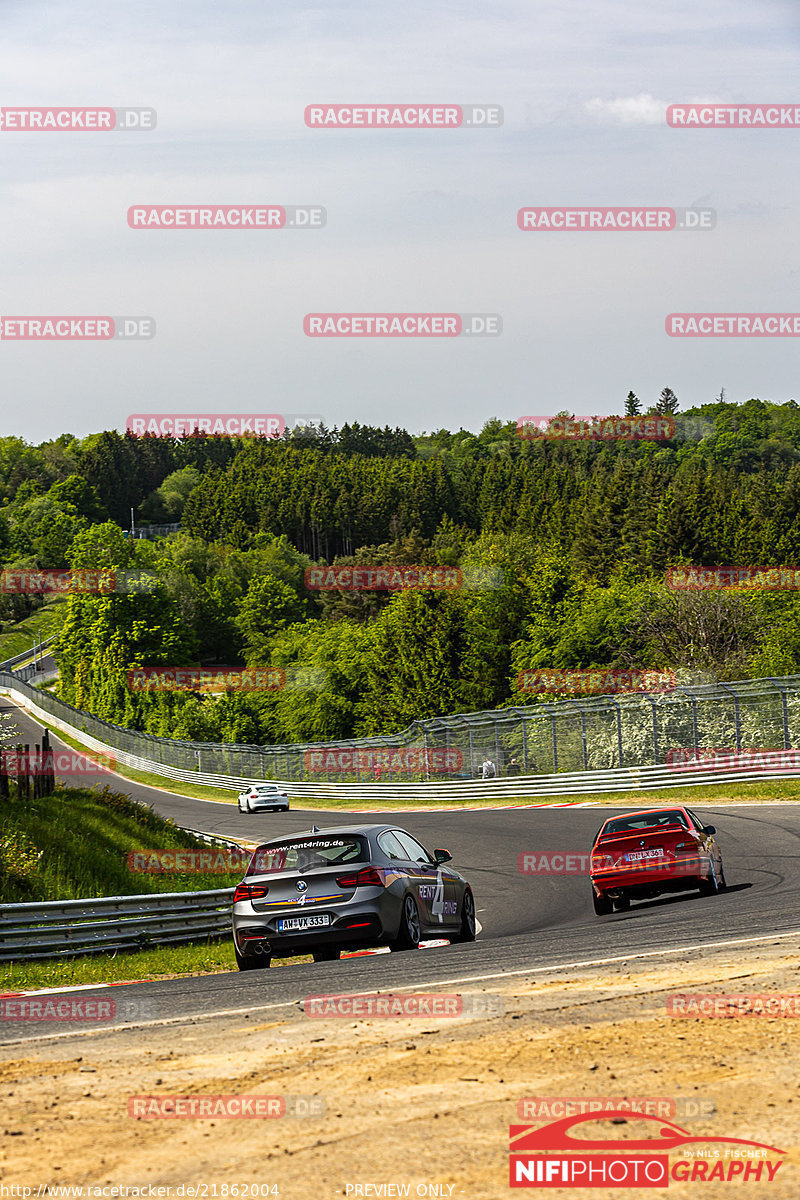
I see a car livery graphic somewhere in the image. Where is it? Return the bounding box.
[509,1111,785,1187]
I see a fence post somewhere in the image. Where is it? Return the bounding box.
[766,678,790,749]
[42,729,55,796]
[719,683,742,751]
[0,749,7,799]
[610,698,624,768]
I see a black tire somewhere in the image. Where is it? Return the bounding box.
[312,947,341,962]
[613,896,631,912]
[235,946,270,971]
[449,889,477,943]
[390,894,422,951]
[593,890,613,916]
[699,863,721,895]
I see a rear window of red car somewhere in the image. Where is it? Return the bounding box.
[601,810,689,837]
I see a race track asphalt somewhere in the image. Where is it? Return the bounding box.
[2,696,799,1043]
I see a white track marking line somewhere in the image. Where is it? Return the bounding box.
[4,927,800,1047]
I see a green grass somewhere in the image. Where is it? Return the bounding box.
[0,938,314,991]
[0,599,65,663]
[0,784,245,904]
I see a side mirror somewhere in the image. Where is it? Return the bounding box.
[703,825,716,836]
[433,848,452,865]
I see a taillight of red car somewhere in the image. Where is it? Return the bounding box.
[233,882,269,903]
[335,866,383,888]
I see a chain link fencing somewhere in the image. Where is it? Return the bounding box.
[2,670,800,784]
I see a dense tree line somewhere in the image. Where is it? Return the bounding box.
[183,399,800,570]
[7,397,800,746]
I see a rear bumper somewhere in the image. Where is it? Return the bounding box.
[233,910,386,958]
[592,858,706,898]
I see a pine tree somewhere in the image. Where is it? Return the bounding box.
[656,388,680,415]
[625,391,641,416]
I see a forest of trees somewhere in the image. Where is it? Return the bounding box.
[3,397,800,747]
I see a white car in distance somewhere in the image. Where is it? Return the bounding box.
[238,784,290,813]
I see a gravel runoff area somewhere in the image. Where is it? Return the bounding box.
[2,939,800,1197]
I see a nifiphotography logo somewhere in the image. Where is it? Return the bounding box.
[508,1112,785,1186]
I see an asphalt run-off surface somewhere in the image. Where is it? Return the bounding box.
[3,695,800,1043]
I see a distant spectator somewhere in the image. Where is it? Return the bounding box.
[481,758,497,780]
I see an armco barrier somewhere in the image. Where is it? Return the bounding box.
[3,675,800,800]
[4,668,800,799]
[0,888,235,961]
[0,634,57,673]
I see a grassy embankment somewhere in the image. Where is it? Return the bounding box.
[0,598,65,663]
[0,784,247,990]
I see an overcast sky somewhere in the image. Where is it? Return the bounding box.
[1,0,798,442]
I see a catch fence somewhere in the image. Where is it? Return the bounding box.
[2,671,800,784]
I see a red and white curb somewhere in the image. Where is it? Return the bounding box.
[1,980,148,999]
[342,939,451,958]
[343,801,591,813]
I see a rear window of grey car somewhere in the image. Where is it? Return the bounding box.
[247,836,368,875]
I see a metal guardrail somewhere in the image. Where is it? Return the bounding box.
[0,888,235,961]
[132,523,182,539]
[2,679,800,801]
[4,666,800,786]
[0,634,57,673]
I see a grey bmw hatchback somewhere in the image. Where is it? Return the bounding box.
[231,823,476,969]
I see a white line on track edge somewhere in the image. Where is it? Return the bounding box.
[4,926,800,1048]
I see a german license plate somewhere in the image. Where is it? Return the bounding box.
[625,847,664,862]
[277,914,331,932]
